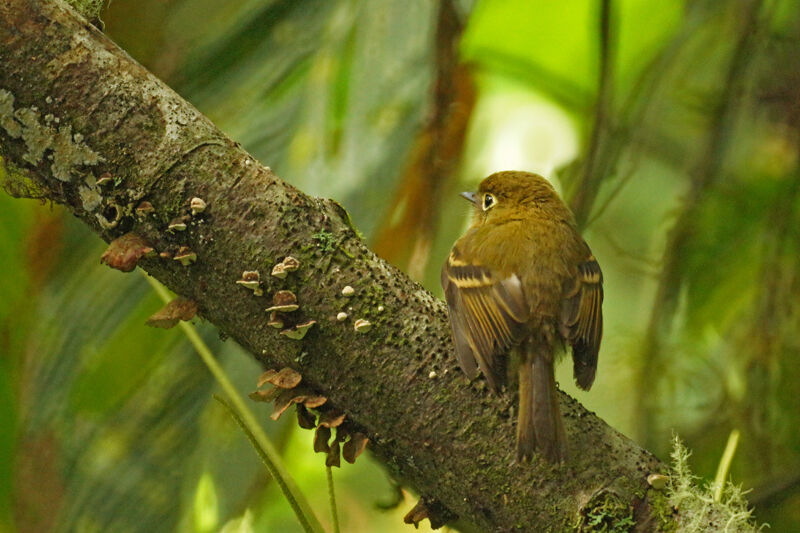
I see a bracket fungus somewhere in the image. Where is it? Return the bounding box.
[167,217,189,232]
[135,201,155,217]
[647,474,669,490]
[257,367,303,389]
[318,410,346,429]
[269,387,325,420]
[326,435,343,468]
[249,367,325,420]
[314,426,331,453]
[271,256,300,279]
[189,197,207,215]
[265,290,299,313]
[145,297,198,329]
[95,172,113,187]
[304,396,328,409]
[270,263,288,279]
[281,256,300,272]
[236,270,263,296]
[173,246,197,266]
[403,498,454,530]
[267,312,284,329]
[280,319,316,340]
[353,318,372,333]
[296,404,317,429]
[342,433,369,464]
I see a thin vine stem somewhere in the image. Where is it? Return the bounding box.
[326,465,340,533]
[713,429,741,503]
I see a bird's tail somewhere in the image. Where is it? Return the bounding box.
[516,344,567,463]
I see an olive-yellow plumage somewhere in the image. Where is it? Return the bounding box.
[441,171,603,462]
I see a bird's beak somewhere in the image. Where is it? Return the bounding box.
[460,191,478,205]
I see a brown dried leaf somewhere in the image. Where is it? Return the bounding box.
[303,396,327,409]
[257,369,278,388]
[248,388,281,403]
[296,404,316,429]
[319,410,346,428]
[403,498,454,529]
[326,437,341,468]
[270,389,308,421]
[270,367,302,389]
[342,433,369,464]
[100,233,153,272]
[145,297,198,329]
[404,500,430,528]
[314,426,331,453]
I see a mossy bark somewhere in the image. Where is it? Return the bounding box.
[1,1,679,531]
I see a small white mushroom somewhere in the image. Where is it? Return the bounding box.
[336,312,348,321]
[190,197,207,215]
[647,474,668,491]
[341,285,355,297]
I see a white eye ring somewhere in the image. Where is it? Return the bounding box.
[482,193,496,211]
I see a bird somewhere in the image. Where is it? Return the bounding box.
[441,170,603,463]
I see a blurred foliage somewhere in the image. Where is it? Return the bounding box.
[3,0,800,531]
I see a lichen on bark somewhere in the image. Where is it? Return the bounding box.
[0,88,101,183]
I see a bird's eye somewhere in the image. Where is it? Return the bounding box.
[482,193,496,211]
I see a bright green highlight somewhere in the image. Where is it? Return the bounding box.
[713,429,741,503]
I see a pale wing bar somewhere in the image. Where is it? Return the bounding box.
[442,257,528,391]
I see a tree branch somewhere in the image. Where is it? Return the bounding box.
[0,1,737,530]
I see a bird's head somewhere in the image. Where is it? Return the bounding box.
[461,171,565,225]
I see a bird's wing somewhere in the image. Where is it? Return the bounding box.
[559,248,603,390]
[441,248,529,392]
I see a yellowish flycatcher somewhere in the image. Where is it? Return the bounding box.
[441,170,603,462]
